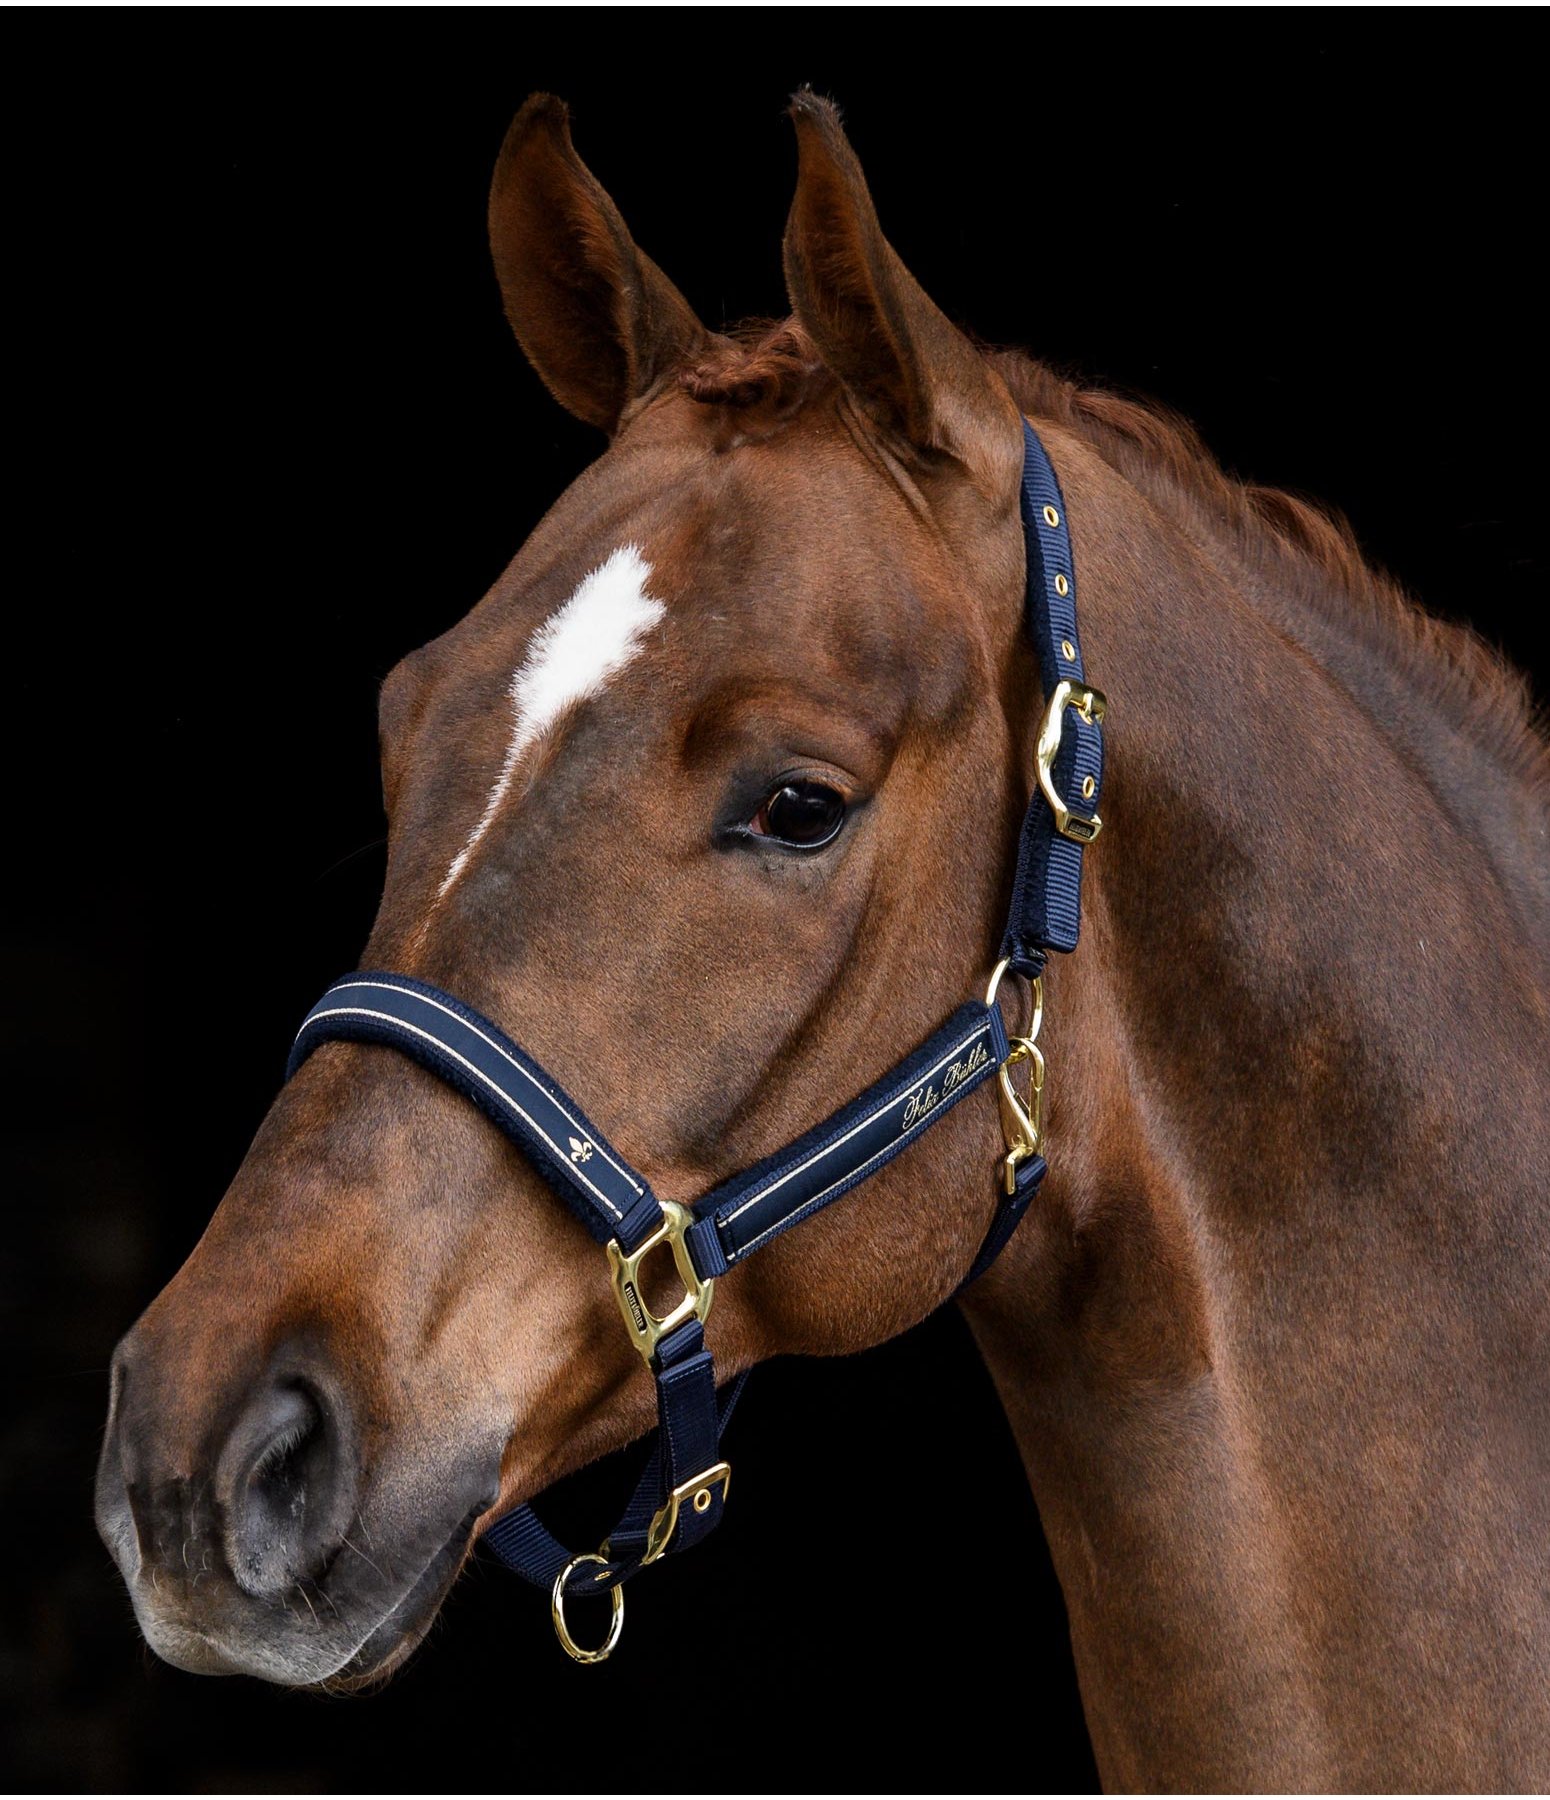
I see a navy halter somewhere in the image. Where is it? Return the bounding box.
[287,420,1106,1661]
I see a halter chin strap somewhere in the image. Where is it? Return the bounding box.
[286,418,1104,1660]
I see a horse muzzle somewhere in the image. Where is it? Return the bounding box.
[94,1326,499,1685]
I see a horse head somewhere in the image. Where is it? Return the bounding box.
[96,94,1042,1685]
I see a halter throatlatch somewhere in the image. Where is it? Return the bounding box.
[287,419,1105,1661]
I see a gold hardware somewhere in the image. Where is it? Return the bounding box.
[1054,573,1069,597]
[551,1553,624,1664]
[986,961,1047,1193]
[985,956,1044,1043]
[644,1462,731,1565]
[607,1200,715,1365]
[1043,504,1061,528]
[1060,638,1076,661]
[983,667,1100,1197]
[997,1037,1046,1192]
[1035,678,1108,843]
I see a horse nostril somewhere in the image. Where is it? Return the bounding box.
[252,1388,320,1514]
[221,1375,357,1598]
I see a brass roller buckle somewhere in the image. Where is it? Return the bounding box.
[643,1462,732,1566]
[1035,677,1108,843]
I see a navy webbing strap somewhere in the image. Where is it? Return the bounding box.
[288,973,662,1254]
[960,1152,1046,1292]
[484,1326,746,1595]
[1001,419,1105,971]
[289,982,1009,1287]
[685,1003,1006,1277]
[282,416,1103,1639]
[285,981,1009,1598]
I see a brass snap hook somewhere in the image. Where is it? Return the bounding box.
[997,1038,1046,1193]
[986,959,1047,1193]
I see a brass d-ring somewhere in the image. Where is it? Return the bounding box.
[985,956,1044,1044]
[551,1553,624,1664]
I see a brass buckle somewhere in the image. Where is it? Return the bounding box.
[550,1552,624,1664]
[986,958,1047,1194]
[607,1199,714,1365]
[644,1462,732,1566]
[1035,677,1108,843]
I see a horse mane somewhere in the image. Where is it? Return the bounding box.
[681,323,1549,801]
[986,349,1549,800]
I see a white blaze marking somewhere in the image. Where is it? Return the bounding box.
[436,544,665,898]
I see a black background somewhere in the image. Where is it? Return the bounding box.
[6,13,1544,1794]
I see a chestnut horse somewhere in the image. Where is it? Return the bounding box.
[97,94,1549,1789]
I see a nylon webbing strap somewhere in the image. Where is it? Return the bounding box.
[483,1326,746,1595]
[1001,419,1105,970]
[686,1003,1007,1277]
[288,973,663,1254]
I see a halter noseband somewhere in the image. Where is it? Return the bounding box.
[287,420,1106,1661]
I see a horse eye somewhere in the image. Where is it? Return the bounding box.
[751,780,847,849]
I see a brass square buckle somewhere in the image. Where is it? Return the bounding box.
[1035,677,1108,843]
[643,1462,732,1565]
[606,1199,715,1365]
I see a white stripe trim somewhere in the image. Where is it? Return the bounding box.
[718,1022,996,1231]
[325,980,644,1194]
[730,1132,923,1262]
[728,1028,997,1261]
[302,1004,625,1221]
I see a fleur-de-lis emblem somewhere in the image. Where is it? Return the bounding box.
[569,1136,594,1164]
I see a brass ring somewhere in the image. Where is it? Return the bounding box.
[551,1553,624,1664]
[985,957,1044,1044]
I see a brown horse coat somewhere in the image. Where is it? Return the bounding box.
[97,92,1550,1789]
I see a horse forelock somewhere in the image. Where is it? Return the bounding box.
[678,319,829,413]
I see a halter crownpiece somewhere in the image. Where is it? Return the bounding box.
[287,419,1105,1661]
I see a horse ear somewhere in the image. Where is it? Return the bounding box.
[488,95,709,433]
[783,92,1017,483]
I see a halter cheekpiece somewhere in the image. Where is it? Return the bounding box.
[287,420,1106,1661]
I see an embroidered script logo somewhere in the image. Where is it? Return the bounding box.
[900,1040,989,1130]
[569,1136,594,1164]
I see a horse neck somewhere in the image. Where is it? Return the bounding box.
[959,422,1550,1789]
